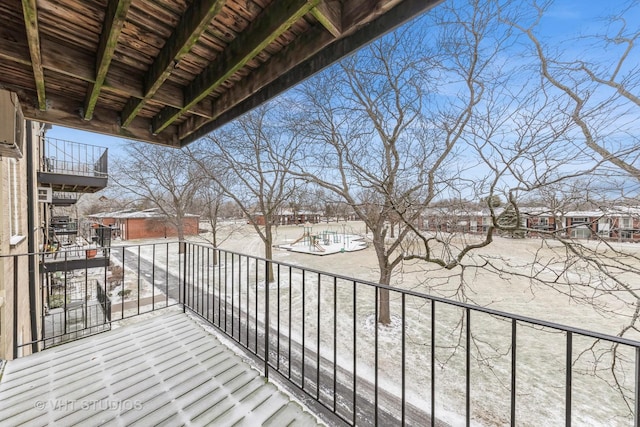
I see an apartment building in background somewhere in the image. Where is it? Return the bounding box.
[0,88,110,360]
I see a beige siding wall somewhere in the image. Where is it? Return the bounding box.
[0,89,42,360]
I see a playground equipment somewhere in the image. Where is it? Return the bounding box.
[291,227,325,252]
[291,227,314,245]
[291,227,326,252]
[281,226,365,256]
[312,239,325,252]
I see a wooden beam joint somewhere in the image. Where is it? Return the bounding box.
[151,0,321,135]
[121,0,225,128]
[311,0,342,37]
[83,0,132,121]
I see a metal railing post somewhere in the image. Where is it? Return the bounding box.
[566,332,573,427]
[511,319,517,426]
[137,246,141,315]
[466,307,471,427]
[264,259,270,378]
[635,347,639,427]
[13,255,19,359]
[182,242,187,313]
[401,293,406,426]
[120,249,125,320]
[431,299,436,427]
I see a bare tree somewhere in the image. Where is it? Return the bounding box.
[289,27,425,324]
[384,1,640,416]
[192,179,241,265]
[288,2,521,324]
[509,1,640,179]
[189,103,300,282]
[494,0,640,324]
[112,142,203,251]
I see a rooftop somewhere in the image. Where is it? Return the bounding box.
[90,208,199,219]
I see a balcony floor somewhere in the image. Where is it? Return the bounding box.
[0,310,320,426]
[38,171,108,193]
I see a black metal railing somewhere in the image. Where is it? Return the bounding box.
[182,242,640,427]
[96,279,111,322]
[4,242,640,425]
[40,137,108,177]
[3,242,179,357]
[52,191,78,201]
[50,219,78,233]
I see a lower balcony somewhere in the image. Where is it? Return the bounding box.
[51,191,78,206]
[2,243,640,426]
[37,171,108,193]
[41,247,110,273]
[38,137,108,193]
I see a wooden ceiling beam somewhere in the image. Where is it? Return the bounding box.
[120,0,225,128]
[83,0,132,121]
[342,0,400,31]
[0,36,30,67]
[179,25,333,140]
[181,0,443,146]
[21,0,46,110]
[151,0,320,135]
[311,0,342,37]
[18,90,179,147]
[0,35,212,118]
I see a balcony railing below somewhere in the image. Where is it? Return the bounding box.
[51,191,78,206]
[38,137,108,193]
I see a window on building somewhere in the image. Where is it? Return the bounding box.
[621,217,632,229]
[571,217,588,224]
[571,227,591,239]
[8,157,24,244]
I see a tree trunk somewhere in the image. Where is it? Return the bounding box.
[377,268,392,325]
[378,288,391,325]
[177,221,186,253]
[264,226,275,283]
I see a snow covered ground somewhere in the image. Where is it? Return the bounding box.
[121,222,640,426]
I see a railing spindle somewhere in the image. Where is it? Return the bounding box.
[401,293,406,426]
[466,307,471,427]
[511,319,517,426]
[431,299,436,427]
[317,272,321,401]
[635,347,639,427]
[264,259,270,378]
[566,331,573,427]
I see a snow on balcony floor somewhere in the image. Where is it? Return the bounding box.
[0,310,320,426]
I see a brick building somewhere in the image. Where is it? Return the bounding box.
[90,208,199,240]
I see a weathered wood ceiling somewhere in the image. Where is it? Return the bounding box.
[0,0,441,147]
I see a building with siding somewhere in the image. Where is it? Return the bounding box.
[420,205,640,241]
[0,90,43,360]
[1,89,110,360]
